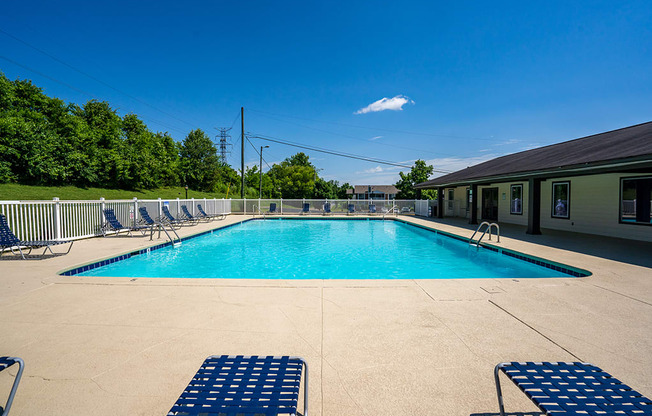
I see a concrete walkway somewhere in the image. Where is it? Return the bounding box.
[0,215,650,415]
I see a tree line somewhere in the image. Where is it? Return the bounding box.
[0,73,434,199]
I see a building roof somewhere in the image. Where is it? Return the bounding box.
[347,185,399,194]
[416,121,652,188]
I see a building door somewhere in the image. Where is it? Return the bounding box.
[465,187,471,218]
[482,188,499,220]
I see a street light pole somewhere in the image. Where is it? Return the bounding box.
[259,145,269,198]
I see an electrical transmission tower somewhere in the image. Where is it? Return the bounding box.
[215,127,232,162]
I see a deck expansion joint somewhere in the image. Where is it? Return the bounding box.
[488,299,583,361]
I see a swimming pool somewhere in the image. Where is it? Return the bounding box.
[70,219,587,279]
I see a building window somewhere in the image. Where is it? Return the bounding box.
[510,184,523,215]
[620,176,652,225]
[551,182,570,219]
[447,189,454,200]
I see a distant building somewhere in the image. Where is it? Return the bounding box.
[415,121,652,242]
[346,185,399,200]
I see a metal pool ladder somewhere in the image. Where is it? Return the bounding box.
[382,204,398,220]
[150,223,182,247]
[469,221,500,246]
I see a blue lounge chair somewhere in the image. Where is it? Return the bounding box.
[161,206,185,228]
[139,207,181,244]
[302,203,310,215]
[347,204,355,215]
[494,361,652,416]
[0,356,24,415]
[138,207,159,228]
[268,202,277,214]
[369,204,377,214]
[323,202,331,215]
[197,204,225,220]
[168,355,308,416]
[101,208,148,237]
[0,214,73,259]
[181,205,202,224]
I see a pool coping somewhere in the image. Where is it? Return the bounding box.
[58,216,591,278]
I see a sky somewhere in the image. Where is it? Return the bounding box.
[2,1,651,185]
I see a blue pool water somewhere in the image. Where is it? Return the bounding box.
[77,219,573,279]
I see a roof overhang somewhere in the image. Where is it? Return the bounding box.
[414,156,652,189]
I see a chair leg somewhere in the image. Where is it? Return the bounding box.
[2,357,24,415]
[494,364,507,416]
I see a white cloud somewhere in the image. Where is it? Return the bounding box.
[369,136,383,141]
[358,166,384,174]
[495,139,520,146]
[354,95,414,114]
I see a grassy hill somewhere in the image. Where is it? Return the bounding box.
[0,184,233,201]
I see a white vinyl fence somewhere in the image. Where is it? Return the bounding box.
[229,199,435,216]
[1,197,436,243]
[0,198,231,242]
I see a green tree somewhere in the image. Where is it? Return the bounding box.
[395,160,437,199]
[267,152,317,198]
[179,129,220,192]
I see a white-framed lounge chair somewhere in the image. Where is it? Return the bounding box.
[347,204,355,215]
[301,203,310,215]
[494,361,652,416]
[0,356,24,415]
[0,214,73,259]
[323,202,331,215]
[168,355,308,416]
[368,204,377,214]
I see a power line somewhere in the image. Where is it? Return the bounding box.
[248,108,506,143]
[246,138,273,171]
[229,110,241,130]
[248,132,452,172]
[0,28,197,128]
[0,55,99,99]
[249,110,462,158]
[1,55,190,135]
[250,133,410,166]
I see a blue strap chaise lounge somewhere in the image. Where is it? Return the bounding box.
[180,205,201,224]
[0,214,73,259]
[494,361,652,416]
[0,356,24,415]
[197,204,225,220]
[168,355,308,416]
[161,206,186,228]
[101,208,149,237]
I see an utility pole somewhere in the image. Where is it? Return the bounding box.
[241,107,245,198]
[259,145,269,198]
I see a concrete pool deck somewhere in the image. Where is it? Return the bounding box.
[0,214,650,415]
